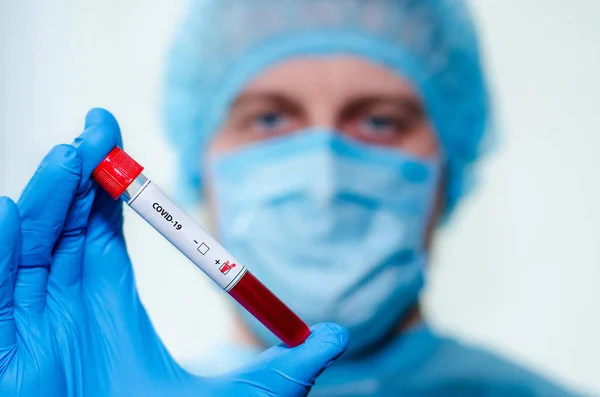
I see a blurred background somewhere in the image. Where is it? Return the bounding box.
[1,0,599,394]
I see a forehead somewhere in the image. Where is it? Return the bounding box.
[239,55,419,99]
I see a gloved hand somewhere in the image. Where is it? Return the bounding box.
[0,108,348,397]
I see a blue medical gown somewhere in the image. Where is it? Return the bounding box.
[187,324,577,396]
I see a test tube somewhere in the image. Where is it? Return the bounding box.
[92,147,311,347]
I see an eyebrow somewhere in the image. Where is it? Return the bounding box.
[229,92,425,120]
[230,92,302,114]
[340,95,425,119]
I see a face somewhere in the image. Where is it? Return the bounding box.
[204,57,445,347]
[208,56,438,156]
[205,56,443,237]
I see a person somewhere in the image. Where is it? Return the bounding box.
[162,0,580,396]
[0,110,348,396]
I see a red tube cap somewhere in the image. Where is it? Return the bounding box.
[92,147,144,199]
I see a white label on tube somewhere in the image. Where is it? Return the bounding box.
[127,181,246,291]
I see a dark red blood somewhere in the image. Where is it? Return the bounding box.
[229,271,310,347]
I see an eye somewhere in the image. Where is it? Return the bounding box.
[252,110,290,135]
[363,115,396,134]
[349,113,410,143]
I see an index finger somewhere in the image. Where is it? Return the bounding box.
[73,108,123,183]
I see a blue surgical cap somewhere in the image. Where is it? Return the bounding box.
[163,0,491,215]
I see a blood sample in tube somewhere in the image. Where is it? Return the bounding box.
[92,147,310,347]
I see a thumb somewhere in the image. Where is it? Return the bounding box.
[251,323,348,394]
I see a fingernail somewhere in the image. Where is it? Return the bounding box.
[326,323,349,348]
[309,323,349,350]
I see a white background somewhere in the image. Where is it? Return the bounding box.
[1,0,599,394]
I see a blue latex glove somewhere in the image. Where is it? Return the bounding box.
[0,108,348,397]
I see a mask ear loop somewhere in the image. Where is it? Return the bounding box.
[421,145,446,248]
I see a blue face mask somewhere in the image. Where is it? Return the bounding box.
[208,130,441,355]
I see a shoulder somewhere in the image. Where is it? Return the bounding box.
[413,335,578,396]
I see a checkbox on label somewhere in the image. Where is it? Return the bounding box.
[198,243,210,255]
